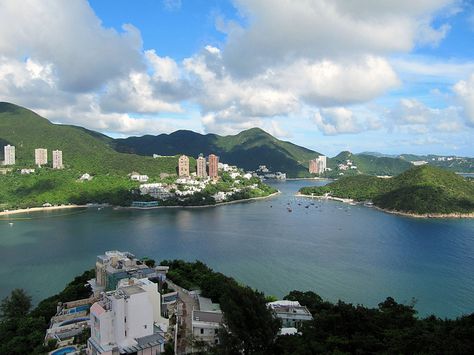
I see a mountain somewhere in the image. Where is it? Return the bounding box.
[0,102,180,175]
[325,151,412,177]
[299,165,474,215]
[114,128,320,177]
[361,152,474,173]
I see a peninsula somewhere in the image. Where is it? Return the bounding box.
[299,165,474,218]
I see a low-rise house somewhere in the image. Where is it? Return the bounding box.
[21,168,35,174]
[192,296,223,346]
[130,173,149,182]
[79,173,93,181]
[267,300,313,328]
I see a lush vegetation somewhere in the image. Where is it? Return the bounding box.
[0,103,183,176]
[114,127,319,178]
[323,151,413,178]
[0,270,94,355]
[0,169,139,210]
[300,165,474,215]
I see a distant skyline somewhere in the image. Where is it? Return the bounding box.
[0,0,474,156]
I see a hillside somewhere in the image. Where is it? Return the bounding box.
[325,151,412,178]
[0,102,182,176]
[299,165,474,215]
[113,128,320,177]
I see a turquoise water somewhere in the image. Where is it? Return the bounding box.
[50,346,76,355]
[1,180,473,318]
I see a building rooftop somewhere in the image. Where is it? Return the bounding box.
[193,310,223,324]
[121,285,146,297]
[198,295,221,312]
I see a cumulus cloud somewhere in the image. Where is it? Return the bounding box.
[453,74,474,126]
[0,0,144,92]
[313,107,382,135]
[387,98,464,132]
[221,0,455,76]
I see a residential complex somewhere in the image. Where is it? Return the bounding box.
[178,154,190,177]
[94,251,165,292]
[208,154,219,179]
[309,155,327,174]
[35,148,48,166]
[3,144,15,165]
[88,278,167,355]
[196,154,207,178]
[52,149,64,169]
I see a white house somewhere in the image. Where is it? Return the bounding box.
[192,296,223,346]
[87,278,168,355]
[267,300,313,328]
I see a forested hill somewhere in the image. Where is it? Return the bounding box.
[113,127,320,177]
[0,102,179,175]
[299,165,474,215]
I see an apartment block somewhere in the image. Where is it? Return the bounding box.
[35,148,48,166]
[52,150,63,169]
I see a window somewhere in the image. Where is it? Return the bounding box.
[215,329,218,334]
[124,316,127,323]
[144,325,147,329]
[200,328,204,334]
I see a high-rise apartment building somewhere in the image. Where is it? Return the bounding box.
[196,154,207,178]
[3,145,15,165]
[208,154,219,179]
[52,150,63,169]
[309,155,327,174]
[178,155,190,177]
[35,148,48,166]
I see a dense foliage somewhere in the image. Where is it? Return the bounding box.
[300,165,474,214]
[160,260,281,354]
[0,270,94,355]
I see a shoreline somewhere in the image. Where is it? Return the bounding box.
[0,204,88,217]
[120,191,281,211]
[296,193,474,219]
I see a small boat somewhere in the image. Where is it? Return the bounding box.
[287,208,292,212]
[9,222,13,226]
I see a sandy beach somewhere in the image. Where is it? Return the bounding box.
[0,204,87,217]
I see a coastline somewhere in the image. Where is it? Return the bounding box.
[0,204,88,217]
[121,190,281,211]
[296,193,474,219]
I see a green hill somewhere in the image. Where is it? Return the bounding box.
[325,151,412,178]
[113,128,320,177]
[0,102,182,175]
[300,165,474,215]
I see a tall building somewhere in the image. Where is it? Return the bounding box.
[35,148,48,166]
[309,155,327,174]
[196,154,207,178]
[52,150,63,169]
[88,277,167,355]
[208,154,219,179]
[3,145,15,165]
[178,155,189,177]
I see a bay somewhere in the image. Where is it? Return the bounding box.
[0,179,473,318]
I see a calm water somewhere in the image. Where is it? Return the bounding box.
[1,180,473,318]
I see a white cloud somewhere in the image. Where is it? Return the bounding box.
[0,0,143,92]
[221,0,455,76]
[453,74,474,126]
[313,107,381,135]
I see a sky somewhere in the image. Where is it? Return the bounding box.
[1,0,474,157]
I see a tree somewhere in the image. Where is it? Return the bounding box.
[0,288,31,320]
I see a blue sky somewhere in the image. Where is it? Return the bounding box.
[0,0,473,157]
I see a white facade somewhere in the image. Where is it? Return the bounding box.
[192,296,223,346]
[3,145,15,165]
[52,150,63,169]
[35,148,48,166]
[131,174,149,182]
[88,278,167,355]
[267,300,313,328]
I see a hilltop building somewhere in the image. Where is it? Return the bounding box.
[3,145,15,165]
[196,154,207,178]
[87,278,167,355]
[93,251,164,292]
[309,155,327,174]
[267,300,313,328]
[208,154,219,179]
[52,150,63,169]
[35,148,48,166]
[178,155,190,177]
[130,172,149,182]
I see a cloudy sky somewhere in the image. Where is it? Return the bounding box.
[1,0,474,156]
